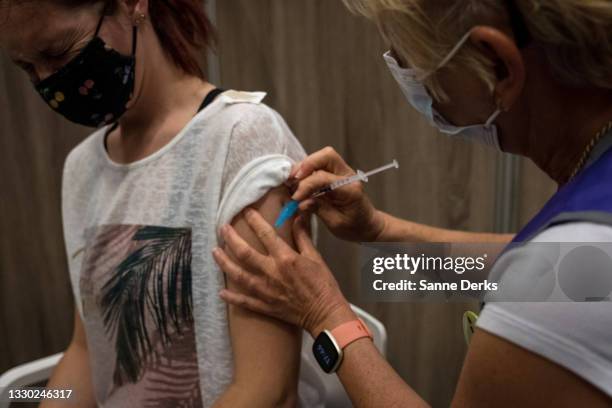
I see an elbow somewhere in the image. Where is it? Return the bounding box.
[253,382,298,408]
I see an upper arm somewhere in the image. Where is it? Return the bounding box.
[71,308,88,349]
[224,185,301,402]
[452,328,611,407]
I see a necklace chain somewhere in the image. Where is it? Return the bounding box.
[568,120,612,181]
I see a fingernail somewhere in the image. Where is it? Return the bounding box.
[245,208,255,217]
[291,191,301,200]
[212,247,220,256]
[294,168,304,179]
[221,225,229,236]
[290,163,301,177]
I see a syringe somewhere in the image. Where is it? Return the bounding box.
[274,159,399,228]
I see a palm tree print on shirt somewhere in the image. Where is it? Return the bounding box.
[79,225,203,407]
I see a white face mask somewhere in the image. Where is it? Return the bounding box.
[384,30,502,149]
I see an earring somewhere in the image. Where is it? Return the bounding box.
[134,12,146,26]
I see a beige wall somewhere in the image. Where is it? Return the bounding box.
[0,1,555,407]
[0,56,88,372]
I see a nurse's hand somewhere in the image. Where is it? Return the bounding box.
[213,209,356,335]
[289,147,385,242]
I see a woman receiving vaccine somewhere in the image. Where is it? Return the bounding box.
[1,0,319,406]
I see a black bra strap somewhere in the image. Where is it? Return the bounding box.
[131,25,138,56]
[198,88,225,112]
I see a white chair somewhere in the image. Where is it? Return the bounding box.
[0,353,63,408]
[0,304,387,408]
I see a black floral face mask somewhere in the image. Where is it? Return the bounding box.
[35,9,136,128]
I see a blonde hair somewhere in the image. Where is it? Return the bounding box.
[343,0,612,102]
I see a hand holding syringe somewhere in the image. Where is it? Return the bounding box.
[275,159,399,228]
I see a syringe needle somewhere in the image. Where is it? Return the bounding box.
[274,159,400,228]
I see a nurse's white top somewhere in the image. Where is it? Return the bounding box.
[478,223,612,397]
[61,91,319,407]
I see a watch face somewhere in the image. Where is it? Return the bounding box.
[312,330,342,373]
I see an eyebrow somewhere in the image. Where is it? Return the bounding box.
[35,24,88,57]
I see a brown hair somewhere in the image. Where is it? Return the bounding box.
[146,0,216,78]
[57,0,217,78]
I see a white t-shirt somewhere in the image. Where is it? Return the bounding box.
[61,90,321,407]
[478,222,612,397]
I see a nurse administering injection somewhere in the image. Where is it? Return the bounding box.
[214,0,612,406]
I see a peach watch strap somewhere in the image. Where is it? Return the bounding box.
[330,319,373,349]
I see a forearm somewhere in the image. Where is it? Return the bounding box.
[40,344,95,408]
[309,304,429,408]
[374,211,514,243]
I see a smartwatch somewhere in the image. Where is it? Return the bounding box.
[312,319,373,373]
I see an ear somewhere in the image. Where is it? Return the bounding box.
[469,26,525,112]
[119,0,148,23]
